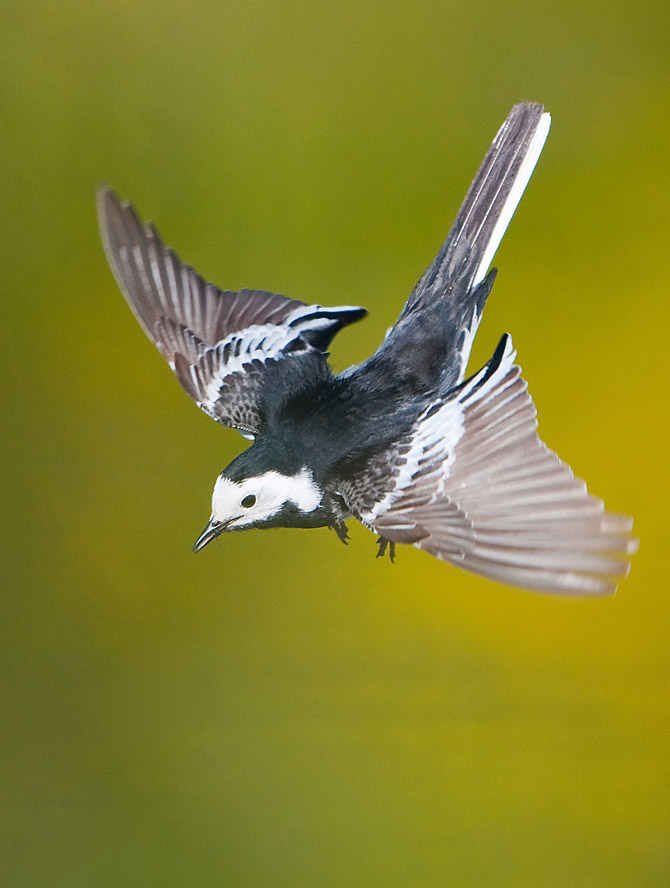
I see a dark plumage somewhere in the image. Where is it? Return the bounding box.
[98,102,638,595]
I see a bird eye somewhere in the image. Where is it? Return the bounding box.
[211,519,220,527]
[241,494,256,508]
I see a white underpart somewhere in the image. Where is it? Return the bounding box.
[471,112,551,288]
[211,468,321,527]
[367,337,517,523]
[202,304,361,404]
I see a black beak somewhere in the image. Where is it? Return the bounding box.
[192,518,227,552]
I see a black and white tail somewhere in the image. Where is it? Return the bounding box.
[351,103,551,395]
[407,102,550,312]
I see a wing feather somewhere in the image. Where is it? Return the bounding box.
[98,187,366,434]
[357,335,637,595]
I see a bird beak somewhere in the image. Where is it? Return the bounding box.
[192,518,226,552]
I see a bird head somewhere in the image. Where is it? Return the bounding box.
[193,467,323,551]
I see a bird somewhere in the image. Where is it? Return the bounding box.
[97,101,638,596]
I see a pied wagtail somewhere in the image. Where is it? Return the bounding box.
[98,102,638,595]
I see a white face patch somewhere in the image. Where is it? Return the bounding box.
[210,468,322,528]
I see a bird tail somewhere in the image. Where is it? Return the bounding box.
[407,102,551,312]
[399,103,550,383]
[341,104,551,398]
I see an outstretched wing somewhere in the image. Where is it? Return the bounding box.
[97,188,366,435]
[344,102,551,396]
[343,336,638,596]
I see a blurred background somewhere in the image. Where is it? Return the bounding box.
[2,1,668,885]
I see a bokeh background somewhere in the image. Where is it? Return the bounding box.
[2,1,668,885]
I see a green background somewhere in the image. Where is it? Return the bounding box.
[2,1,668,885]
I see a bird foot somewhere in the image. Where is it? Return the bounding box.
[376,537,396,562]
[331,521,350,545]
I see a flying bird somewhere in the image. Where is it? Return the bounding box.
[98,102,637,595]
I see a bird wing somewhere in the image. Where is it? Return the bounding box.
[97,188,366,436]
[343,102,551,394]
[342,335,638,596]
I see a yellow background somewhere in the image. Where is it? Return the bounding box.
[2,1,668,885]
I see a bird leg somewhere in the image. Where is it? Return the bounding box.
[331,520,350,545]
[376,536,396,562]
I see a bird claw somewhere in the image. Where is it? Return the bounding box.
[376,537,396,562]
[331,521,350,545]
